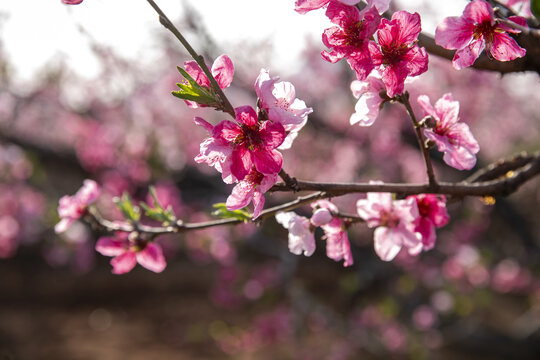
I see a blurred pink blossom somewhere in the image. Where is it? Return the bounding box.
[95,234,166,274]
[275,212,316,256]
[55,179,100,233]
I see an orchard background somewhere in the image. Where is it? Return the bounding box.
[0,0,539,359]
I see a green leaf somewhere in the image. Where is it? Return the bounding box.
[139,186,177,224]
[113,192,141,222]
[211,203,251,222]
[531,0,540,19]
[173,67,217,105]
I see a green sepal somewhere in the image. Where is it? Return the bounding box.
[113,192,141,222]
[172,67,218,105]
[531,0,540,19]
[139,186,177,224]
[211,203,251,222]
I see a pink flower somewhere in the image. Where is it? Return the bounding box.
[62,0,83,4]
[435,0,527,70]
[255,69,313,149]
[226,168,278,219]
[321,2,381,80]
[96,235,167,274]
[311,200,353,266]
[194,117,236,184]
[55,179,100,233]
[275,212,316,256]
[322,218,354,266]
[408,194,449,252]
[183,54,234,108]
[356,186,420,261]
[295,0,390,14]
[350,71,386,126]
[369,11,428,97]
[212,105,285,180]
[418,93,480,170]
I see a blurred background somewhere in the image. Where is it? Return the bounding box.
[1,0,539,359]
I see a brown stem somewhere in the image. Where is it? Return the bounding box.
[398,92,437,189]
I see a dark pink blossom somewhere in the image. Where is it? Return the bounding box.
[356,185,420,261]
[255,69,312,149]
[226,168,278,219]
[95,234,166,274]
[62,0,83,4]
[212,106,285,180]
[55,179,100,233]
[276,212,316,256]
[407,194,449,252]
[321,2,381,80]
[183,54,234,108]
[435,0,527,70]
[418,93,480,170]
[369,11,428,97]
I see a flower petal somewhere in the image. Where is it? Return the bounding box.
[136,243,167,273]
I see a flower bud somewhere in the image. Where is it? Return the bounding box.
[310,208,333,227]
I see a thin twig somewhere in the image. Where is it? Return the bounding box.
[145,0,236,117]
[398,92,437,189]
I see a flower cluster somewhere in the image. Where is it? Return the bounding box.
[297,1,427,99]
[435,0,527,70]
[356,185,449,261]
[193,58,312,218]
[276,199,353,267]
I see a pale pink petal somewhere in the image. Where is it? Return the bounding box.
[136,243,167,273]
[366,0,390,13]
[54,218,74,234]
[111,251,137,274]
[226,181,254,210]
[95,236,128,257]
[76,179,100,204]
[294,0,329,14]
[374,227,402,261]
[251,191,265,219]
[311,208,334,227]
[194,116,214,134]
[211,54,234,89]
[276,212,315,256]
